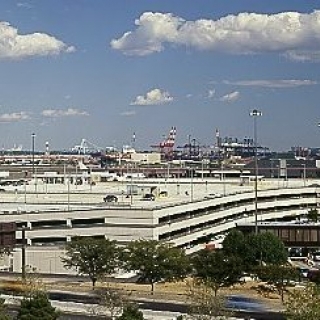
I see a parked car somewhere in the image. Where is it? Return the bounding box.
[142,193,156,201]
[103,195,118,203]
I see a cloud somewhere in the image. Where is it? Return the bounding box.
[42,108,89,118]
[219,91,240,102]
[120,110,136,116]
[0,21,75,59]
[0,111,30,123]
[111,11,320,61]
[207,89,216,98]
[17,2,33,9]
[224,79,317,88]
[284,51,320,62]
[130,88,173,105]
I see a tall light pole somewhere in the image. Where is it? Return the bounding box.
[31,133,36,175]
[250,109,262,234]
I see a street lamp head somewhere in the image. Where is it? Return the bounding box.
[250,109,262,117]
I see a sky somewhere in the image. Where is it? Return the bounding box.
[0,0,320,153]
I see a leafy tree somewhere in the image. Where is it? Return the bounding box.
[256,264,298,302]
[187,280,232,320]
[17,291,60,320]
[307,208,319,223]
[191,249,242,296]
[285,283,320,320]
[117,304,145,320]
[62,237,119,288]
[223,231,287,271]
[121,239,190,293]
[258,232,287,265]
[222,230,246,257]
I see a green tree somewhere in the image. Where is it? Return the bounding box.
[121,239,190,293]
[223,231,287,270]
[256,264,298,302]
[258,232,287,265]
[191,249,242,296]
[307,208,319,223]
[62,237,119,288]
[117,304,145,320]
[285,283,320,320]
[222,230,246,257]
[17,291,60,320]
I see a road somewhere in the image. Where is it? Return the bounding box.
[3,290,285,320]
[47,291,285,320]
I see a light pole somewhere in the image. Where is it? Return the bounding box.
[250,109,262,234]
[31,133,36,175]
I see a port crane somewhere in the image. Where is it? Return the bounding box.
[71,139,103,155]
[150,126,177,159]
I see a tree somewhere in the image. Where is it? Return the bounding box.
[191,249,242,296]
[307,208,319,223]
[121,239,190,293]
[223,230,287,271]
[17,291,60,320]
[285,283,320,320]
[92,286,125,320]
[222,230,246,257]
[256,264,298,302]
[62,237,119,288]
[117,304,145,320]
[258,232,287,265]
[187,280,232,320]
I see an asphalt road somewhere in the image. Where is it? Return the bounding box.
[47,291,285,320]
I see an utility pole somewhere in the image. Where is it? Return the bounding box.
[21,226,26,281]
[31,133,36,175]
[250,109,262,234]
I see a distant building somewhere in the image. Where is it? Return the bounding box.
[130,152,161,164]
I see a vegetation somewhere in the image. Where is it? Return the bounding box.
[62,237,119,288]
[117,304,145,320]
[93,286,125,319]
[307,208,319,223]
[121,239,190,293]
[285,283,320,320]
[187,280,231,320]
[191,249,242,296]
[256,264,298,302]
[223,230,287,270]
[17,291,60,320]
[0,298,11,320]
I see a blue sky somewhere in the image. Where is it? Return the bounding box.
[0,0,320,153]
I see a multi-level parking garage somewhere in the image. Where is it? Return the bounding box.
[0,178,318,274]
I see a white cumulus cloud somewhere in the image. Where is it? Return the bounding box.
[130,88,173,106]
[42,108,89,118]
[111,10,320,61]
[219,91,240,102]
[0,111,30,123]
[0,21,75,59]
